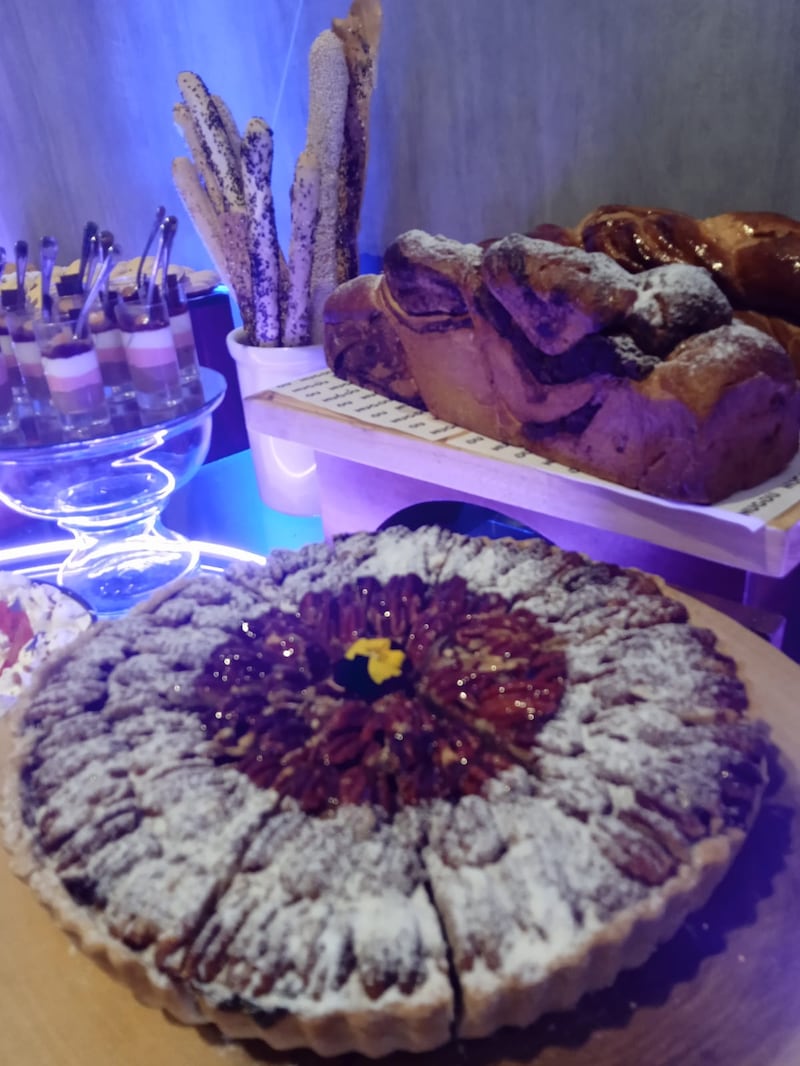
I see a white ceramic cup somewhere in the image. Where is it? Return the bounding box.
[226,328,326,516]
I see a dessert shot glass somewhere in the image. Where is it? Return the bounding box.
[87,293,136,405]
[166,277,201,390]
[0,293,25,399]
[115,295,184,418]
[7,303,51,405]
[33,314,112,440]
[0,351,19,435]
[7,303,62,441]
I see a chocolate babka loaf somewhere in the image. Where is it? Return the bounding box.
[323,230,800,503]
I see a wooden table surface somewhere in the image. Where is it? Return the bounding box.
[2,591,800,1066]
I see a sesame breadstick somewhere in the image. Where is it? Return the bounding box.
[332,0,383,283]
[241,118,282,346]
[219,209,255,340]
[305,30,349,341]
[171,156,231,289]
[172,102,226,217]
[284,148,322,346]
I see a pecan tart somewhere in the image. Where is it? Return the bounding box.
[2,527,768,1058]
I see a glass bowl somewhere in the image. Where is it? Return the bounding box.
[0,366,226,616]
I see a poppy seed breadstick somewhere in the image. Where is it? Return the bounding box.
[285,148,322,346]
[242,118,282,346]
[306,30,349,340]
[278,255,290,345]
[172,102,226,217]
[171,156,231,289]
[213,94,242,171]
[178,71,245,214]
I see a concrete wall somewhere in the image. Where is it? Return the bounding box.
[2,0,798,274]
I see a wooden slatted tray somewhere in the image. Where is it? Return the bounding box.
[245,371,800,578]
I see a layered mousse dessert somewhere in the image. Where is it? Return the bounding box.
[115,299,183,414]
[8,311,49,404]
[37,326,111,438]
[88,296,135,401]
[0,294,24,394]
[0,351,17,433]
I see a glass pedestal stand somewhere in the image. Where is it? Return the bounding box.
[0,367,226,617]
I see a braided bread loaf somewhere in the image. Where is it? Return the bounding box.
[323,229,799,504]
[529,205,800,376]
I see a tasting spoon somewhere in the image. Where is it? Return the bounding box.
[98,230,116,312]
[83,235,102,293]
[159,215,178,291]
[73,244,120,341]
[99,229,115,262]
[78,221,99,290]
[145,218,169,314]
[40,236,58,319]
[136,205,167,293]
[14,240,28,311]
[147,215,178,309]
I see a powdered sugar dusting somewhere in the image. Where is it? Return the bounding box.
[508,235,636,290]
[635,262,728,305]
[673,321,786,370]
[395,229,483,272]
[7,526,766,1055]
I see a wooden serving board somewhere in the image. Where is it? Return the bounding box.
[245,373,800,578]
[2,591,800,1066]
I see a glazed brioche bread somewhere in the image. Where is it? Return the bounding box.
[529,205,800,377]
[323,229,799,503]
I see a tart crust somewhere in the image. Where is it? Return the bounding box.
[1,527,768,1058]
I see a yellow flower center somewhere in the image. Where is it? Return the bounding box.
[344,637,406,686]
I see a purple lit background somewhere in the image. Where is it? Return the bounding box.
[2,1,800,271]
[2,0,800,653]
